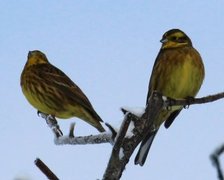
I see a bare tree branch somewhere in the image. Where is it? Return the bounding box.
[102,91,164,179]
[102,91,224,179]
[40,92,224,145]
[34,158,59,180]
[164,92,224,107]
[211,144,224,180]
[103,113,132,179]
[39,91,224,179]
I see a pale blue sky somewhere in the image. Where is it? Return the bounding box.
[1,1,224,179]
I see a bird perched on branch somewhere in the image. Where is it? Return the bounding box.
[135,29,205,166]
[20,50,105,132]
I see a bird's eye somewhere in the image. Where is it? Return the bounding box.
[170,36,177,41]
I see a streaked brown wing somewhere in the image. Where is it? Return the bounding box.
[37,64,96,115]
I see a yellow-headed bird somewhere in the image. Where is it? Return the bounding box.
[20,50,105,132]
[135,29,205,166]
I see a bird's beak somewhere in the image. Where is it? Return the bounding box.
[160,38,168,43]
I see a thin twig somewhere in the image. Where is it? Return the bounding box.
[211,144,224,180]
[34,158,59,180]
[165,92,224,107]
[69,123,75,138]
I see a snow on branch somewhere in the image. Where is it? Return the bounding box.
[38,112,113,145]
[103,91,165,179]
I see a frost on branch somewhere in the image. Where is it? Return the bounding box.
[55,133,113,145]
[38,112,113,145]
[121,106,145,118]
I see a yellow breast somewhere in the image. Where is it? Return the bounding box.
[152,47,204,99]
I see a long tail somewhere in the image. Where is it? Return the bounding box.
[134,130,158,166]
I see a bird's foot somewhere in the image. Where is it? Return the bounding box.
[37,110,47,118]
[105,123,117,144]
[164,96,173,111]
[151,124,157,132]
[37,111,63,137]
[184,96,194,109]
[46,115,63,137]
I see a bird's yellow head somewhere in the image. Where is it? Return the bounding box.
[160,29,192,49]
[25,50,49,67]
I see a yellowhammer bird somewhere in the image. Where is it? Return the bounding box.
[20,50,105,132]
[135,29,205,166]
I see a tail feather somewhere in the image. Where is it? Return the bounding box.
[135,130,158,166]
[82,108,105,132]
[96,122,105,132]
